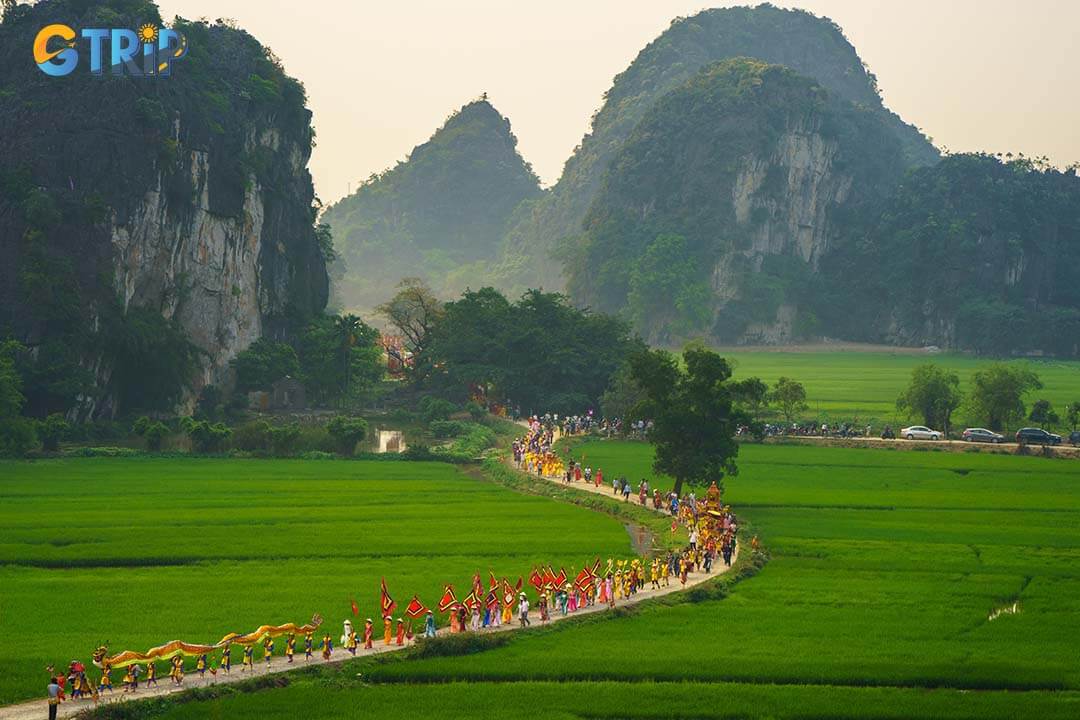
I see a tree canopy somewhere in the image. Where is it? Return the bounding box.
[629,346,742,496]
[967,364,1042,431]
[896,364,962,433]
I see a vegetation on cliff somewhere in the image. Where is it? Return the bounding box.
[0,0,329,417]
[321,99,541,311]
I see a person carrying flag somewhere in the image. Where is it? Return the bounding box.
[242,644,254,672]
[363,619,374,649]
[383,616,393,645]
[304,633,313,661]
[320,634,333,660]
[396,618,406,645]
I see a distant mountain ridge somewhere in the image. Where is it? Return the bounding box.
[321,99,540,311]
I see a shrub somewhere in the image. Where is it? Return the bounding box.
[180,417,232,453]
[38,413,70,452]
[0,417,37,458]
[142,421,169,451]
[232,420,272,452]
[269,422,301,456]
[418,396,457,423]
[296,426,336,454]
[326,416,369,457]
[466,401,486,421]
[429,420,467,438]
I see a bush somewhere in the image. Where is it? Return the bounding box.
[38,413,70,452]
[180,417,232,453]
[232,420,272,452]
[66,446,140,457]
[418,396,457,423]
[296,425,336,454]
[326,416,368,457]
[429,420,467,438]
[0,417,37,458]
[269,422,301,456]
[466,401,486,421]
[142,421,169,451]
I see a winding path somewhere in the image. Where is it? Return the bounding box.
[0,444,736,720]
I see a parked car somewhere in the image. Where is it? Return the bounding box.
[900,425,942,440]
[962,428,1004,443]
[1071,430,1080,447]
[1015,427,1062,446]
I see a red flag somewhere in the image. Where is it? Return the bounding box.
[405,595,428,619]
[529,568,543,592]
[472,572,483,599]
[542,566,556,586]
[350,598,359,616]
[438,584,458,613]
[592,557,602,575]
[502,579,515,606]
[515,577,523,593]
[485,589,499,609]
[489,572,498,591]
[380,578,396,617]
[553,567,567,589]
[464,591,479,610]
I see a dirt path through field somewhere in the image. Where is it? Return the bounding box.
[0,438,734,720]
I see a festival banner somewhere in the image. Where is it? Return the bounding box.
[380,578,397,617]
[542,565,556,586]
[489,572,498,591]
[529,567,543,592]
[574,565,594,592]
[485,589,500,609]
[472,572,483,599]
[502,578,515,606]
[405,595,428,619]
[350,598,359,616]
[464,591,479,610]
[553,567,567,588]
[438,584,458,613]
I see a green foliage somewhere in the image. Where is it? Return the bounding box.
[232,419,272,452]
[321,100,541,311]
[0,339,24,419]
[376,277,444,382]
[180,417,232,453]
[326,415,368,456]
[429,288,643,415]
[230,338,300,393]
[628,346,742,495]
[769,377,808,423]
[896,364,962,433]
[37,413,69,452]
[429,420,468,438]
[268,422,301,456]
[105,305,202,414]
[966,364,1042,431]
[600,361,646,422]
[466,401,487,421]
[296,314,383,406]
[729,377,769,421]
[625,233,712,342]
[141,421,169,451]
[1067,401,1080,430]
[0,417,36,458]
[1028,399,1059,427]
[418,396,457,423]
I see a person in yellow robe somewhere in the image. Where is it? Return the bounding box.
[383,616,393,645]
[97,663,113,693]
[286,634,296,663]
[650,558,660,589]
[263,637,274,667]
[242,645,254,672]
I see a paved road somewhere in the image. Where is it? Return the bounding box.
[1,450,732,720]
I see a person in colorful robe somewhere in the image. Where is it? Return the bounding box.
[146,661,158,686]
[304,633,314,661]
[424,611,436,638]
[242,644,254,672]
[97,663,113,693]
[346,628,358,656]
[220,645,231,675]
[537,592,549,623]
[263,637,274,667]
[169,656,184,685]
[651,558,661,589]
[320,634,333,660]
[121,666,136,693]
[286,634,296,663]
[363,619,374,649]
[383,616,393,645]
[196,654,207,679]
[395,618,406,645]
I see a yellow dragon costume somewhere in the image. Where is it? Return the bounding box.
[92,615,322,669]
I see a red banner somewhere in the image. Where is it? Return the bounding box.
[350,598,359,616]
[380,578,396,617]
[438,584,458,613]
[405,595,428,619]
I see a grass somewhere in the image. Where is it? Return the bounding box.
[118,440,1080,719]
[0,457,631,705]
[720,349,1080,425]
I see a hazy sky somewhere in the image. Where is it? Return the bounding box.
[157,0,1080,204]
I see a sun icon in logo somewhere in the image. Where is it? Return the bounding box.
[137,23,159,44]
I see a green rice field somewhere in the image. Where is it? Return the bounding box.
[721,350,1080,424]
[0,458,630,705]
[135,441,1080,719]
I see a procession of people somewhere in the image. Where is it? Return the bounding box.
[42,413,742,716]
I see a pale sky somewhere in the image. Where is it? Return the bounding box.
[156,0,1080,204]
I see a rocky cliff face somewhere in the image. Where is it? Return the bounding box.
[568,60,905,345]
[0,0,327,417]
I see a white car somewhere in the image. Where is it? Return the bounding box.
[900,425,942,440]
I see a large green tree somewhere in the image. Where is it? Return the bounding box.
[896,364,962,434]
[230,338,301,393]
[770,377,808,424]
[428,288,642,415]
[629,347,742,496]
[967,364,1042,431]
[375,277,444,382]
[297,314,383,406]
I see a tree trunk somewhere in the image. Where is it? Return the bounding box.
[673,476,684,497]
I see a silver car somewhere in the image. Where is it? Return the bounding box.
[900,425,942,440]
